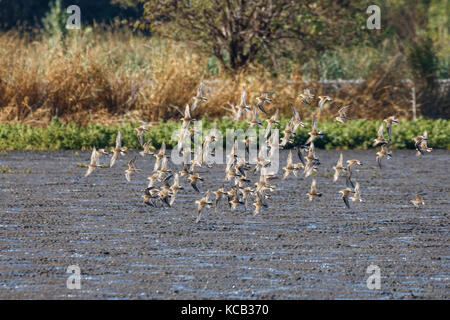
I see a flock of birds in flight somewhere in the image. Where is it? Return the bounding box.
[83,84,432,222]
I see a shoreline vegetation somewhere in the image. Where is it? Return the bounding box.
[0,117,448,151]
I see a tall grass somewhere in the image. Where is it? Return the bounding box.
[0,26,422,126]
[0,117,448,150]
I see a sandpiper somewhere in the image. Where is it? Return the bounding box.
[373,122,389,147]
[411,194,425,207]
[335,105,351,123]
[318,96,332,114]
[306,178,322,201]
[195,190,212,223]
[350,182,363,202]
[376,144,392,169]
[188,172,203,192]
[332,152,346,182]
[110,130,127,167]
[383,116,399,140]
[125,156,141,182]
[339,187,352,209]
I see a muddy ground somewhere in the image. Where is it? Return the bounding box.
[0,149,448,299]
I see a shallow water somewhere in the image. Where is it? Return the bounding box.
[0,149,449,299]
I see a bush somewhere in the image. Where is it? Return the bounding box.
[0,117,448,150]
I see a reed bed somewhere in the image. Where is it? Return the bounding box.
[0,28,419,126]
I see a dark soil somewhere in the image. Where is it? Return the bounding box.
[0,150,448,299]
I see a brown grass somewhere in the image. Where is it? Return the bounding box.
[0,28,414,126]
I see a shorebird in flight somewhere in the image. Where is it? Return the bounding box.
[291,104,306,132]
[339,188,352,209]
[413,131,433,156]
[373,122,389,147]
[125,156,141,182]
[318,96,332,113]
[139,139,155,157]
[332,152,346,182]
[411,194,425,207]
[350,182,363,202]
[264,108,280,138]
[85,147,101,177]
[282,150,298,180]
[153,142,166,172]
[192,82,208,111]
[335,105,351,123]
[256,92,273,114]
[188,172,203,192]
[252,191,268,216]
[306,178,322,201]
[110,130,127,168]
[376,143,392,169]
[195,190,212,223]
[305,114,324,145]
[383,116,399,140]
[298,88,315,106]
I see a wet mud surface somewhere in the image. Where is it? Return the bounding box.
[0,150,449,299]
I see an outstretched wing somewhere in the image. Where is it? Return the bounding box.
[311,178,317,193]
[378,122,385,140]
[116,131,122,149]
[240,87,246,107]
[337,152,343,167]
[338,105,350,117]
[184,104,191,119]
[343,195,350,209]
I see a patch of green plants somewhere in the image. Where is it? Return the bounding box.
[0,116,449,150]
[0,164,32,174]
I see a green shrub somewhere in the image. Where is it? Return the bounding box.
[0,117,449,150]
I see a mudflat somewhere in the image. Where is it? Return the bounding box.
[0,150,448,299]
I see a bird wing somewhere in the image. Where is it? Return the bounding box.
[90,147,97,165]
[191,181,200,192]
[257,101,267,114]
[240,87,246,107]
[85,165,95,177]
[287,150,293,166]
[378,122,385,140]
[128,156,136,170]
[291,104,300,121]
[116,131,122,149]
[343,195,350,209]
[297,147,306,166]
[312,114,318,131]
[160,141,166,155]
[338,105,350,117]
[153,158,161,172]
[110,151,118,168]
[354,182,360,195]
[169,105,184,117]
[337,152,343,167]
[197,82,204,97]
[184,104,191,119]
[311,178,317,193]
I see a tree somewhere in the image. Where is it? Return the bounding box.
[139,0,367,71]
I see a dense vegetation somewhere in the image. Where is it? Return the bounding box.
[0,0,448,151]
[0,117,448,150]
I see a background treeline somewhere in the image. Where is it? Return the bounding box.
[0,0,448,126]
[0,0,143,30]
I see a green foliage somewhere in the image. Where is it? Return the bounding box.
[0,117,449,150]
[42,0,67,40]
